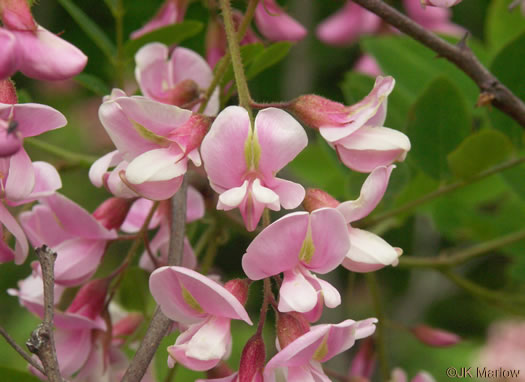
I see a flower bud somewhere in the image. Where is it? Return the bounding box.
[66,278,109,320]
[254,0,307,42]
[113,312,143,341]
[130,0,189,39]
[168,78,200,108]
[411,324,461,347]
[168,113,211,154]
[0,79,17,104]
[224,278,250,306]
[303,188,340,212]
[239,333,266,382]
[93,197,133,230]
[288,94,349,130]
[0,0,36,31]
[349,337,375,379]
[276,312,310,349]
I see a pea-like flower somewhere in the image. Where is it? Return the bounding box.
[201,106,307,231]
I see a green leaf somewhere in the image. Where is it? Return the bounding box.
[407,77,471,180]
[124,21,203,58]
[486,0,525,55]
[288,139,351,200]
[116,267,150,313]
[74,73,110,96]
[501,159,525,201]
[341,71,412,132]
[245,42,292,79]
[447,129,513,179]
[488,32,525,147]
[57,0,116,59]
[218,43,265,87]
[361,35,482,103]
[0,368,40,382]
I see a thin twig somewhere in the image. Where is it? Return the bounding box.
[399,228,525,268]
[26,246,64,382]
[0,325,45,374]
[361,156,525,227]
[121,178,188,382]
[351,0,525,127]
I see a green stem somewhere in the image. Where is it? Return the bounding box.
[365,273,389,380]
[25,138,97,168]
[399,228,525,268]
[219,0,253,116]
[440,269,525,314]
[362,156,525,228]
[257,278,272,335]
[200,235,219,275]
[198,0,258,114]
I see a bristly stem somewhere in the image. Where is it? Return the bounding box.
[219,0,253,117]
[257,278,273,335]
[365,273,389,381]
[25,138,98,169]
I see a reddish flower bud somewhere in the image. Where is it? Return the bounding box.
[166,78,200,108]
[276,312,310,349]
[168,113,211,155]
[303,188,340,212]
[0,79,17,104]
[411,324,461,347]
[239,333,266,382]
[66,278,110,320]
[224,278,250,306]
[288,94,349,130]
[0,0,36,31]
[349,337,376,379]
[113,312,143,339]
[93,197,133,230]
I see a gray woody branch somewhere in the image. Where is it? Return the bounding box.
[352,0,525,128]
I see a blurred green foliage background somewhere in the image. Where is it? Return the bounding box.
[2,0,525,380]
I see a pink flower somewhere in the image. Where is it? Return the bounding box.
[404,0,464,36]
[242,208,349,321]
[354,54,382,77]
[130,0,189,39]
[421,0,463,7]
[254,0,307,42]
[0,0,86,81]
[0,99,66,157]
[316,1,381,46]
[149,266,252,371]
[135,43,219,116]
[289,76,410,173]
[264,318,377,382]
[391,368,436,382]
[0,149,62,264]
[19,193,117,285]
[97,89,210,199]
[348,338,376,380]
[10,276,108,379]
[119,187,204,270]
[476,321,525,380]
[335,166,403,272]
[201,106,307,231]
